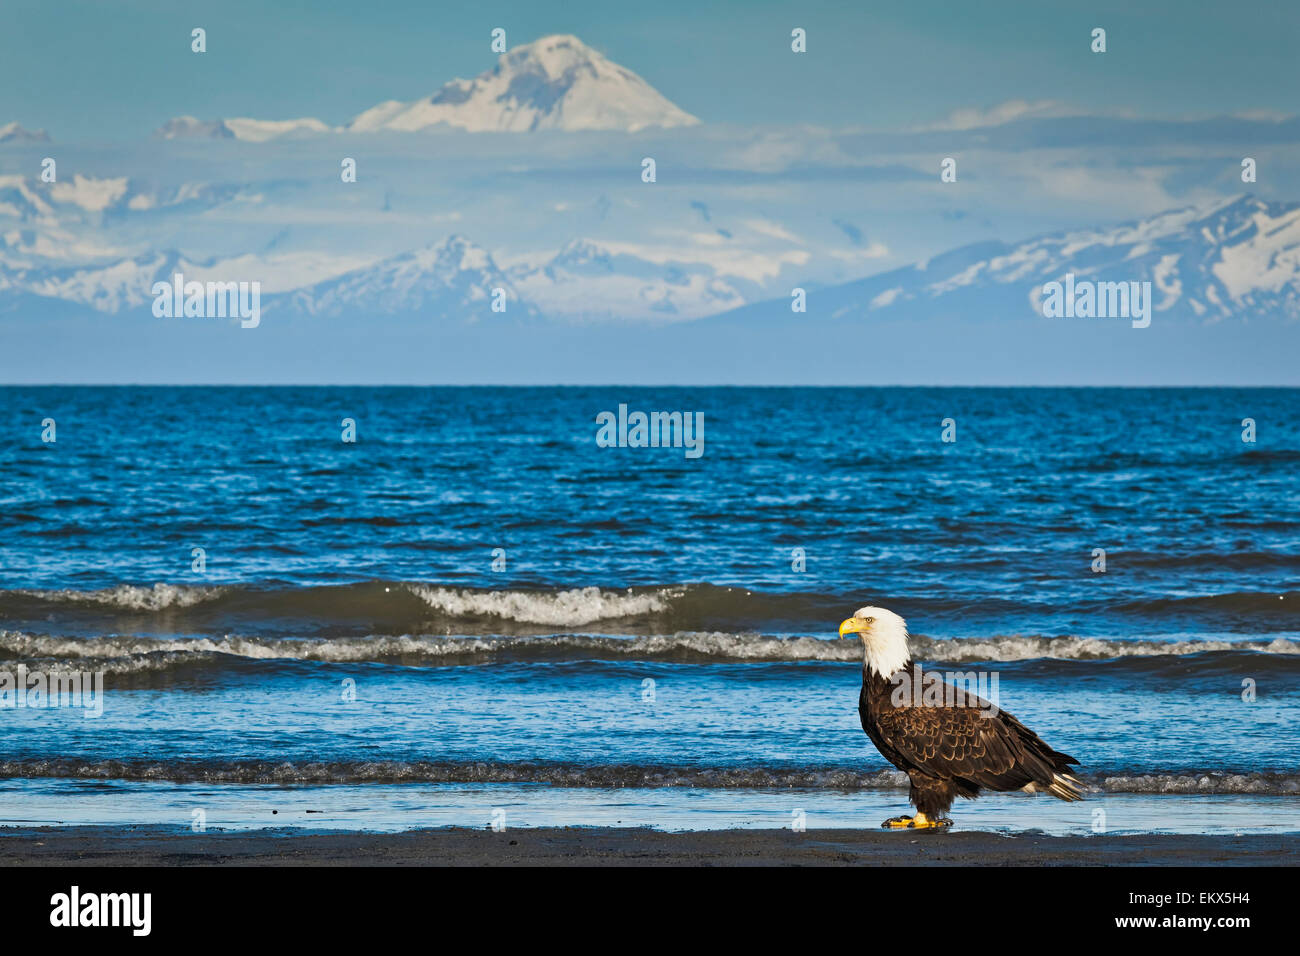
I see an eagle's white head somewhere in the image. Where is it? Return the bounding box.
[839,606,911,678]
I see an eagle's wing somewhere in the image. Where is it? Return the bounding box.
[875,703,1077,795]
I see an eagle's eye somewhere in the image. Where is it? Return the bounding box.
[864,617,874,624]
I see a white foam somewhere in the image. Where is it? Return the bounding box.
[2,629,1295,670]
[911,633,1300,662]
[405,585,679,626]
[25,583,224,611]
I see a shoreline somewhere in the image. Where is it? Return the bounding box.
[2,826,1296,866]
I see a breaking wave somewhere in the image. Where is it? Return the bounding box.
[405,584,678,626]
[0,759,1294,795]
[21,583,226,611]
[1,582,694,634]
[3,629,1298,674]
[5,582,1296,638]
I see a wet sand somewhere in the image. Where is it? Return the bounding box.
[1,826,1296,866]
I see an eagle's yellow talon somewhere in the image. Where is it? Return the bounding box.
[882,813,953,830]
[912,815,953,830]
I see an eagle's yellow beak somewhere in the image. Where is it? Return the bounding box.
[839,617,867,637]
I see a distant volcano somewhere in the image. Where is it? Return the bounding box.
[346,34,700,133]
[156,34,699,141]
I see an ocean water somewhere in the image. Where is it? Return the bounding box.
[1,386,1298,835]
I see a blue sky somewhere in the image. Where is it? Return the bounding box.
[4,0,1299,139]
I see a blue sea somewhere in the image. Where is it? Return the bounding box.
[1,386,1298,835]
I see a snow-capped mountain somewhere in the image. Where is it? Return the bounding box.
[7,196,1300,329]
[713,195,1300,327]
[151,35,698,141]
[348,34,699,133]
[13,249,194,313]
[0,245,366,315]
[0,122,50,144]
[156,115,334,142]
[154,117,236,140]
[280,235,530,320]
[508,239,744,320]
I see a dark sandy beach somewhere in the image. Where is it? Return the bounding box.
[1,826,1295,866]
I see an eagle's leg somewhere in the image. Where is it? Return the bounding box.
[881,775,956,829]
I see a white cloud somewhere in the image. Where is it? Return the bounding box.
[827,242,890,262]
[50,175,129,212]
[742,218,802,242]
[870,287,904,308]
[597,237,810,283]
[918,99,1079,131]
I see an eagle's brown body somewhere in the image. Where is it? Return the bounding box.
[859,660,1082,818]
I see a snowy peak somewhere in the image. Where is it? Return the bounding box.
[147,35,696,139]
[155,116,236,140]
[509,237,745,320]
[549,238,618,272]
[156,115,332,142]
[283,235,530,319]
[349,34,699,133]
[501,33,605,80]
[17,248,197,314]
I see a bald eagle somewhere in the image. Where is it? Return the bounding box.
[840,606,1083,830]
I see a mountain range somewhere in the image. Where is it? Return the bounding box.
[704,194,1300,328]
[4,195,1296,328]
